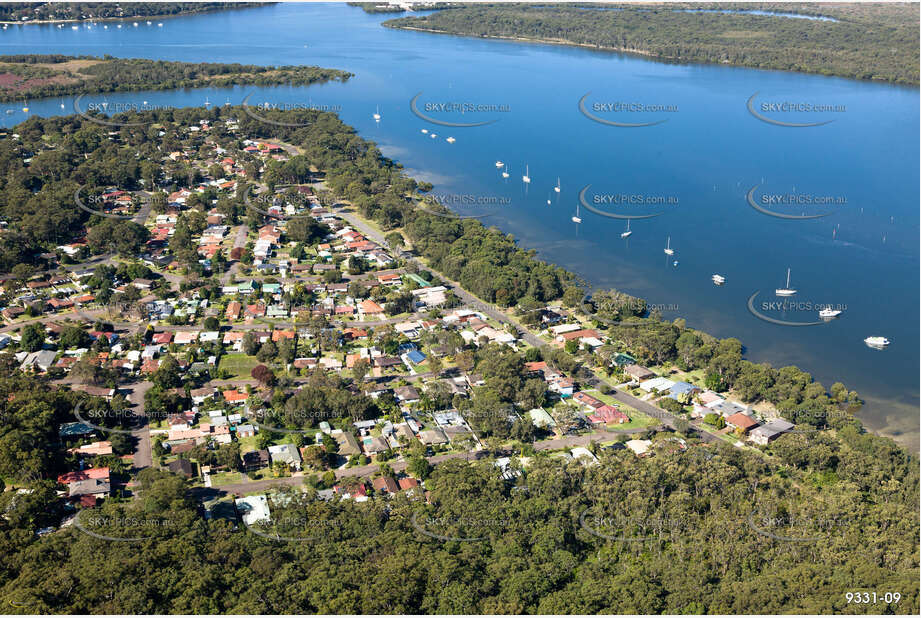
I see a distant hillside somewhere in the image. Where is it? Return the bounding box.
[0,55,351,102]
[0,2,268,23]
[384,2,920,85]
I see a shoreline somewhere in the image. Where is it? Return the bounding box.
[386,24,920,87]
[0,5,268,27]
[337,180,917,453]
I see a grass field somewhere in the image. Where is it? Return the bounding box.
[219,353,259,379]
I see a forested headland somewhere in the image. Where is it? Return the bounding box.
[384,2,920,85]
[0,55,352,102]
[0,2,268,23]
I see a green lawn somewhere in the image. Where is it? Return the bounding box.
[219,353,259,379]
[209,471,242,485]
[582,388,658,428]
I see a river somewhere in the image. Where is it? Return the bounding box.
[1,2,918,449]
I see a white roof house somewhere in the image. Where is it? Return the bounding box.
[234,495,271,526]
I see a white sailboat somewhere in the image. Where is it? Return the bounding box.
[373,105,381,121]
[775,268,796,296]
[621,220,632,238]
[572,203,582,224]
[522,164,531,184]
[554,177,561,193]
[501,164,509,179]
[664,236,674,255]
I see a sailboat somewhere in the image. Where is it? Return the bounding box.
[775,268,796,296]
[546,193,551,206]
[501,164,509,179]
[572,203,582,224]
[554,177,561,193]
[495,160,504,168]
[522,164,531,184]
[663,236,674,255]
[373,105,381,121]
[621,220,632,238]
[204,97,211,108]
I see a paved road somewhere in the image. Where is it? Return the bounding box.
[221,224,249,285]
[124,379,154,469]
[212,449,497,495]
[335,207,543,349]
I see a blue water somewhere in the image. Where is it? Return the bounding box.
[677,9,839,22]
[1,3,917,447]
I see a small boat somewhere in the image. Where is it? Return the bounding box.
[21,103,28,113]
[673,260,679,267]
[546,194,551,206]
[57,24,63,29]
[117,24,122,28]
[157,23,163,27]
[572,203,582,224]
[103,24,108,29]
[775,268,796,296]
[554,177,561,193]
[621,220,632,238]
[146,20,152,25]
[421,129,428,134]
[373,105,381,121]
[495,160,504,168]
[501,164,509,179]
[522,164,531,184]
[664,236,674,255]
[60,100,65,109]
[711,274,725,285]
[133,22,139,27]
[446,136,455,143]
[430,133,437,139]
[204,97,211,107]
[819,307,842,319]
[71,25,78,30]
[864,336,890,349]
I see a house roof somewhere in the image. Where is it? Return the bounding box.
[726,412,759,431]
